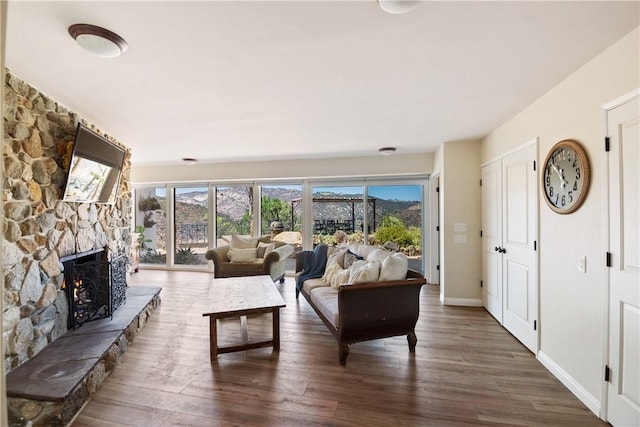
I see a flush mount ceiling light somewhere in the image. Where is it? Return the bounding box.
[377,0,420,14]
[182,157,198,165]
[378,147,397,155]
[68,24,128,58]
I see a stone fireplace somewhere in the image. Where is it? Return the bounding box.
[2,69,134,371]
[60,248,128,330]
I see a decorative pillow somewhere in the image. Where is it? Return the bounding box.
[326,248,348,269]
[343,250,364,269]
[322,257,344,285]
[228,247,258,263]
[230,234,259,250]
[348,259,381,284]
[257,242,276,258]
[378,252,408,281]
[330,268,351,289]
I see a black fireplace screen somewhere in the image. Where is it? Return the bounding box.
[62,250,127,330]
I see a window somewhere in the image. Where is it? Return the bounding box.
[312,185,365,246]
[173,186,208,266]
[215,185,253,245]
[367,184,424,273]
[135,187,167,265]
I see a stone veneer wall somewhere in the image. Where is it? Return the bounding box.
[2,70,133,372]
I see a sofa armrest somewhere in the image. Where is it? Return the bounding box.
[262,244,292,269]
[205,246,230,267]
[337,278,426,341]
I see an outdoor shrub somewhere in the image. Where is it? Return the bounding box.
[175,247,202,265]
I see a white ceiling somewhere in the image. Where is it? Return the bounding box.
[5,1,639,166]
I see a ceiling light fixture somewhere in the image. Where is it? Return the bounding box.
[378,147,397,155]
[68,24,128,58]
[377,0,419,14]
[182,157,198,165]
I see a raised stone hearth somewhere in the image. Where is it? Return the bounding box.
[6,286,161,427]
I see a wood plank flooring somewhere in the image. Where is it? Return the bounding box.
[72,270,607,427]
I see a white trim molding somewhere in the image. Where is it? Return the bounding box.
[538,351,601,417]
[440,297,483,307]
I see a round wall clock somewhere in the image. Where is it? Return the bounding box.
[542,139,591,214]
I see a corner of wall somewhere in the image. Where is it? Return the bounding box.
[439,140,482,303]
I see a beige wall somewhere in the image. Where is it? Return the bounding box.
[439,140,482,304]
[482,26,639,414]
[131,153,433,184]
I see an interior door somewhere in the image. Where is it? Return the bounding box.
[501,144,538,353]
[481,160,503,322]
[606,94,639,426]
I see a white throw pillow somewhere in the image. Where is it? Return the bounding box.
[230,234,259,250]
[378,252,408,281]
[228,247,258,263]
[326,248,348,269]
[322,258,343,285]
[330,268,351,289]
[348,259,381,284]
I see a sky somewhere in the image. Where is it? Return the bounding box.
[146,184,422,202]
[314,185,421,202]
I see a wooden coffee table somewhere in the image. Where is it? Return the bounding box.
[202,275,286,361]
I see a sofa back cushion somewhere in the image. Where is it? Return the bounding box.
[231,234,259,249]
[378,252,408,281]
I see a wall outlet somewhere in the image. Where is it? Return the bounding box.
[578,256,586,273]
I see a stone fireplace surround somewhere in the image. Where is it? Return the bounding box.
[3,71,160,425]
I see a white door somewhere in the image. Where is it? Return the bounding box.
[606,94,639,426]
[482,160,503,322]
[501,144,538,353]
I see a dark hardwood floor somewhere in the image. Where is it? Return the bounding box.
[72,270,607,427]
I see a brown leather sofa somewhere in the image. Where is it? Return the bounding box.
[296,244,426,364]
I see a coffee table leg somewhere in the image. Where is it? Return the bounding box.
[209,316,218,361]
[273,308,280,352]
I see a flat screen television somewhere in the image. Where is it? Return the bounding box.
[62,124,126,204]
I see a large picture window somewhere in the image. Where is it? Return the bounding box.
[134,178,426,273]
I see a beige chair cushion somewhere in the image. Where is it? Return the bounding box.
[228,247,258,263]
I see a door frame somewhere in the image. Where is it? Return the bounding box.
[599,88,640,421]
[428,174,440,284]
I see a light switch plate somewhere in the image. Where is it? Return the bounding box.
[578,256,586,273]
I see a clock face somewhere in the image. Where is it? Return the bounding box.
[543,140,590,214]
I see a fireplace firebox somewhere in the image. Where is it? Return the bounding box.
[61,248,128,330]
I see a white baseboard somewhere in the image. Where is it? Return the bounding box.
[441,297,483,307]
[537,351,601,417]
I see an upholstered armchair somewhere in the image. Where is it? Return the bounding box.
[205,235,294,282]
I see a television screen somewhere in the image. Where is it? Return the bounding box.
[62,124,125,204]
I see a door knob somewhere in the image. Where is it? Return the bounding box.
[494,246,500,252]
[500,247,507,254]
